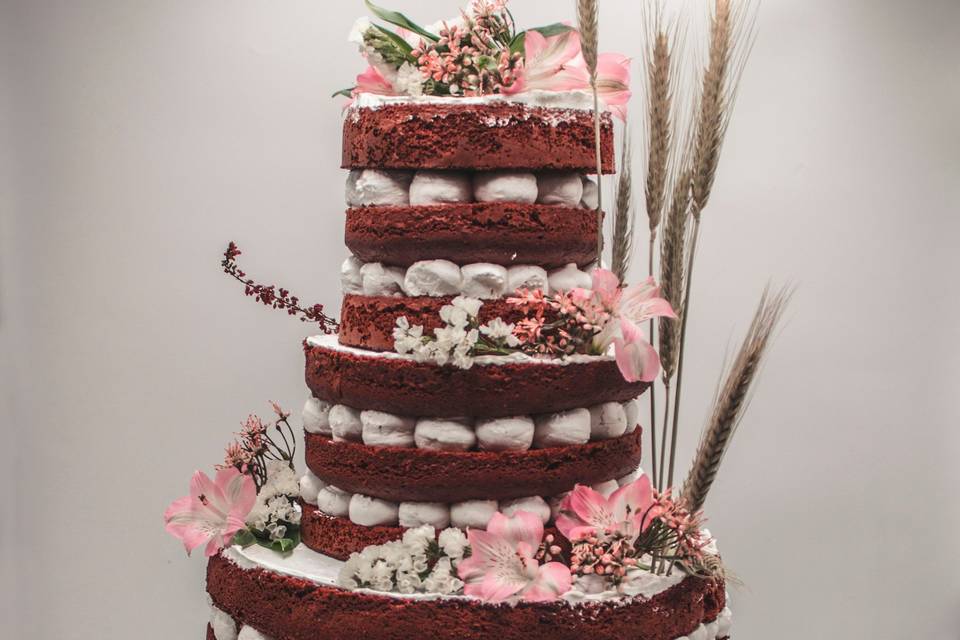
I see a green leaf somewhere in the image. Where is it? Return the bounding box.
[365,0,438,42]
[531,23,575,38]
[332,87,355,99]
[232,529,256,547]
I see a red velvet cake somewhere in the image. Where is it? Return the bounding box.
[165,5,739,639]
[345,202,599,268]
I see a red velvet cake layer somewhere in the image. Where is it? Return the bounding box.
[207,553,726,640]
[300,501,572,561]
[339,294,560,352]
[304,428,643,503]
[345,202,598,268]
[304,340,648,418]
[343,102,615,172]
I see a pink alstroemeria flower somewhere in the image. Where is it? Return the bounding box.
[556,475,661,543]
[164,468,256,557]
[506,30,632,120]
[458,511,573,603]
[575,269,676,383]
[352,64,395,97]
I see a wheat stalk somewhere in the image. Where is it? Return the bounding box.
[610,136,634,282]
[665,0,756,490]
[643,25,672,238]
[680,286,791,514]
[577,0,604,259]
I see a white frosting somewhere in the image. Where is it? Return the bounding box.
[316,485,352,517]
[298,470,325,506]
[589,402,628,441]
[329,405,363,443]
[475,416,535,452]
[351,90,600,112]
[360,410,416,447]
[533,409,591,448]
[617,468,640,486]
[473,171,538,204]
[409,170,472,205]
[349,494,399,527]
[399,502,451,529]
[592,479,620,498]
[623,398,641,434]
[360,263,406,297]
[223,542,717,614]
[403,260,462,296]
[208,604,238,640]
[237,626,272,640]
[580,176,599,209]
[340,256,364,295]
[506,265,549,294]
[308,333,614,367]
[537,172,584,207]
[414,418,477,451]
[345,169,412,207]
[450,500,499,529]
[460,263,508,299]
[500,496,551,524]
[302,397,333,436]
[548,263,593,292]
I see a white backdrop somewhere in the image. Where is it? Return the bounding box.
[2,1,959,638]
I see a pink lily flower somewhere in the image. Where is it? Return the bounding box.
[576,269,676,383]
[506,30,632,120]
[352,65,396,97]
[163,468,256,557]
[556,475,661,543]
[458,511,573,603]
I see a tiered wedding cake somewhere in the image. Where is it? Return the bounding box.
[166,3,742,639]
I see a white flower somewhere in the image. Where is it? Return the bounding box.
[393,317,426,355]
[439,304,469,329]
[402,525,436,555]
[338,553,362,588]
[437,528,469,560]
[348,17,372,48]
[479,317,520,347]
[394,62,425,97]
[396,569,423,594]
[265,522,287,541]
[452,296,483,318]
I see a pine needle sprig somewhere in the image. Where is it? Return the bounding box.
[680,286,791,514]
[610,135,635,283]
[577,0,604,258]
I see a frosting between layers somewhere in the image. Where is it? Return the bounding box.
[222,543,686,606]
[307,333,613,367]
[351,90,601,112]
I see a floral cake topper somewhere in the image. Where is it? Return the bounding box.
[339,0,631,118]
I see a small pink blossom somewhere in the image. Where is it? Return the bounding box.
[556,475,662,544]
[458,511,572,603]
[163,468,256,557]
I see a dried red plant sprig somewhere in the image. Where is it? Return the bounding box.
[221,242,338,334]
[216,402,298,492]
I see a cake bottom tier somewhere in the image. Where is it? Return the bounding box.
[206,545,732,640]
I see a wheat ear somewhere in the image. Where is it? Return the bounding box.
[577,0,604,259]
[610,135,634,283]
[681,286,791,514]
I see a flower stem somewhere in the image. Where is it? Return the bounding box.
[591,79,604,258]
[647,243,658,490]
[658,381,672,491]
[667,218,702,489]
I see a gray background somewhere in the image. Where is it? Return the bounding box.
[2,1,959,638]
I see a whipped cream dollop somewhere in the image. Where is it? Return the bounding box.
[413,418,477,451]
[329,405,363,443]
[473,171,538,204]
[449,499,499,529]
[349,494,400,527]
[589,402,628,441]
[209,604,238,640]
[533,408,591,448]
[315,485,351,517]
[548,263,593,292]
[237,625,273,640]
[361,410,416,448]
[302,397,333,437]
[499,496,551,525]
[410,170,472,205]
[299,470,326,506]
[399,502,451,529]
[506,265,549,294]
[537,172,584,207]
[403,260,463,297]
[460,263,508,299]
[475,416,535,452]
[346,169,412,207]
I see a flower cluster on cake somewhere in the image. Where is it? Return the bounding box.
[164,2,784,639]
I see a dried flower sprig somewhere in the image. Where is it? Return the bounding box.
[610,135,635,284]
[217,402,298,493]
[221,242,338,333]
[681,286,791,514]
